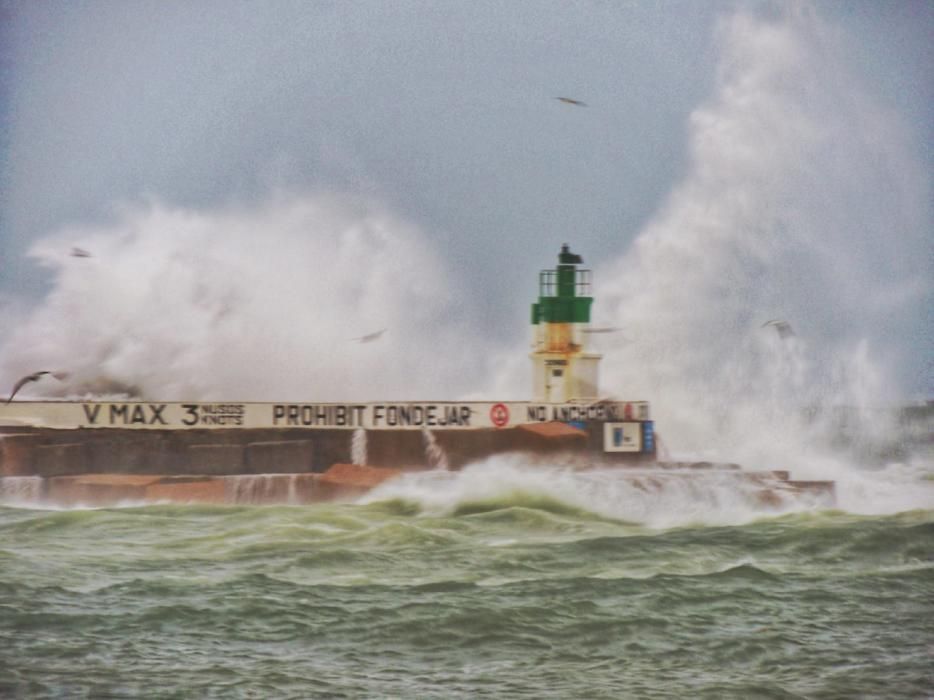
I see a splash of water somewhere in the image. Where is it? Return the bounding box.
[351,428,368,466]
[421,427,449,471]
[0,195,481,402]
[0,6,928,520]
[0,476,43,505]
[588,7,930,478]
[362,455,934,527]
[224,474,300,504]
[360,457,817,528]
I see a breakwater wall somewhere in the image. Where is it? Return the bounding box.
[0,423,604,479]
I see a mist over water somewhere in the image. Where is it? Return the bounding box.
[0,7,930,513]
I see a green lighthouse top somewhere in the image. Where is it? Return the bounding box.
[558,243,583,265]
[531,244,593,325]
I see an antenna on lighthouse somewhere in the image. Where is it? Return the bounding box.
[529,245,602,402]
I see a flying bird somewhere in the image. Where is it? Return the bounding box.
[5,371,68,404]
[583,327,624,334]
[556,97,587,107]
[762,320,795,339]
[70,247,92,258]
[352,328,387,344]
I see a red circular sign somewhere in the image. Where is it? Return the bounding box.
[490,403,510,428]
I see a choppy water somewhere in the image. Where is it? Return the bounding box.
[1,462,932,699]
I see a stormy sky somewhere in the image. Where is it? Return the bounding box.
[0,0,931,404]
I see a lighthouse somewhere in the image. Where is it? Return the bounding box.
[530,244,602,402]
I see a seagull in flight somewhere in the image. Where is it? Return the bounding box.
[583,327,623,334]
[5,371,69,403]
[351,328,387,344]
[556,97,587,107]
[762,320,795,339]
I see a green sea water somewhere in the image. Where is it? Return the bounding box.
[1,463,932,699]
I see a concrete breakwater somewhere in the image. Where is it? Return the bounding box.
[0,423,594,505]
[0,423,596,478]
[0,464,835,508]
[0,424,833,508]
[0,466,403,506]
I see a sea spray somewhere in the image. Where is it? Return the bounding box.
[0,6,926,510]
[359,456,832,529]
[422,427,450,471]
[0,476,43,505]
[224,474,303,504]
[588,7,930,477]
[351,427,368,466]
[0,195,481,402]
[0,6,929,697]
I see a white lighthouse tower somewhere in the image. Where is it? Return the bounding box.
[530,244,602,402]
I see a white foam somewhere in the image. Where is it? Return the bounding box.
[360,456,838,529]
[574,7,929,492]
[0,476,43,505]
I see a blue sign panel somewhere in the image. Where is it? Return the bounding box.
[642,421,655,453]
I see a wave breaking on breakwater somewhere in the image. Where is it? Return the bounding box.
[0,195,483,403]
[581,7,930,483]
[358,457,932,529]
[4,454,929,523]
[0,6,928,510]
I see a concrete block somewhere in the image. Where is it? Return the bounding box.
[0,434,43,476]
[517,422,588,440]
[754,489,785,508]
[146,476,226,504]
[187,444,244,474]
[33,443,90,476]
[245,440,314,473]
[47,474,159,505]
[86,435,166,473]
[313,463,403,500]
[224,473,316,504]
[787,480,836,499]
[0,475,45,502]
